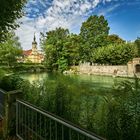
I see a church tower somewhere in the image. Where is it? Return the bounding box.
[23,33,44,63]
[32,33,37,55]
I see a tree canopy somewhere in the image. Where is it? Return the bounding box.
[135,37,140,56]
[92,43,138,65]
[80,15,110,62]
[41,27,70,71]
[0,32,22,66]
[0,0,26,42]
[107,34,125,45]
[63,34,81,66]
[80,15,110,47]
[41,15,138,72]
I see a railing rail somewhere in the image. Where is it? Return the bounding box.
[16,99,105,140]
[0,89,6,119]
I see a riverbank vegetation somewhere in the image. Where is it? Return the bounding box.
[28,76,140,140]
[2,74,138,140]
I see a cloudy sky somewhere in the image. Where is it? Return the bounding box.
[15,0,140,50]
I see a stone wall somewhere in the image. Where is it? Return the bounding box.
[68,58,140,77]
[77,63,128,76]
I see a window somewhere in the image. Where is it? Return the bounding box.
[135,64,140,73]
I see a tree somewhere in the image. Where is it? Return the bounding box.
[63,34,81,66]
[92,43,137,65]
[135,37,140,56]
[0,32,22,66]
[41,27,70,71]
[107,34,125,45]
[80,15,110,62]
[0,0,26,42]
[43,44,58,70]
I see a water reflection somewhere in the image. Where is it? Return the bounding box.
[20,72,48,83]
[20,72,133,91]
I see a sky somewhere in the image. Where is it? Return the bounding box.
[15,0,140,50]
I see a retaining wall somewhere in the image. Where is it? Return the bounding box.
[76,63,128,76]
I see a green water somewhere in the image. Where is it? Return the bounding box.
[20,72,130,90]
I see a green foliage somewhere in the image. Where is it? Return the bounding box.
[107,34,125,45]
[80,15,110,62]
[41,15,138,68]
[0,32,22,66]
[105,77,140,140]
[43,44,58,70]
[57,57,68,72]
[0,69,6,80]
[13,63,46,72]
[92,43,137,65]
[63,34,81,65]
[80,15,109,46]
[20,74,140,140]
[135,37,140,56]
[41,27,69,47]
[0,74,24,91]
[0,0,26,42]
[1,72,139,139]
[41,27,70,71]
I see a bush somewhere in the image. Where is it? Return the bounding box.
[0,69,6,80]
[0,74,24,91]
[92,43,138,65]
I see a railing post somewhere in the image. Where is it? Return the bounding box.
[1,89,22,139]
[2,94,8,139]
[16,101,18,137]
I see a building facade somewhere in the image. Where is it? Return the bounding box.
[127,58,140,75]
[23,34,44,63]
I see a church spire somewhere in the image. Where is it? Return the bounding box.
[33,32,36,42]
[32,32,37,45]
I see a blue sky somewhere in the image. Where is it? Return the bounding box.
[15,0,140,50]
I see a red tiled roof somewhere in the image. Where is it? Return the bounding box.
[23,50,32,56]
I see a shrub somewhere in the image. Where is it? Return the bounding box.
[0,74,24,91]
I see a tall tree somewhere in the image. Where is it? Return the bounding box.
[0,32,22,66]
[80,15,110,62]
[63,34,81,66]
[0,0,26,42]
[41,27,69,71]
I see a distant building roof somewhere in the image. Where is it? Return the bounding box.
[23,50,32,56]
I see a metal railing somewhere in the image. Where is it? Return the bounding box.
[0,89,6,119]
[16,100,105,140]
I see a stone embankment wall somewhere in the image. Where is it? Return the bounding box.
[77,63,128,76]
[66,58,140,77]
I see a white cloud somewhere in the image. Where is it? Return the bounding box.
[105,0,112,2]
[98,4,120,16]
[16,0,115,50]
[29,0,102,31]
